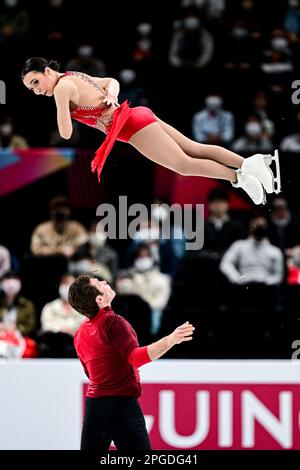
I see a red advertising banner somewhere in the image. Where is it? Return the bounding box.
[139,383,300,450]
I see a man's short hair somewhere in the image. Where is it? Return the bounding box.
[208,188,229,203]
[68,275,103,318]
[48,195,70,213]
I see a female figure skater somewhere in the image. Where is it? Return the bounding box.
[22,57,276,205]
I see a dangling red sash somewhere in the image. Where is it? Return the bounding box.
[91,100,131,182]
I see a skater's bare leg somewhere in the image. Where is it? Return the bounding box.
[156,117,244,169]
[129,123,237,182]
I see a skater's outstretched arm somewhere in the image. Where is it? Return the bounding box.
[127,321,195,368]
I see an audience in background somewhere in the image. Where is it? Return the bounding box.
[129,244,171,336]
[287,246,300,284]
[113,271,152,344]
[40,274,83,336]
[65,44,106,77]
[88,220,119,279]
[192,93,234,145]
[118,68,149,107]
[1,0,300,359]
[198,188,246,261]
[169,7,214,68]
[268,196,300,253]
[231,115,273,153]
[0,245,11,279]
[220,216,284,286]
[0,271,36,336]
[31,196,88,257]
[280,112,300,153]
[0,116,29,148]
[0,0,30,43]
[39,273,83,357]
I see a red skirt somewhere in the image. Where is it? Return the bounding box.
[91,100,157,182]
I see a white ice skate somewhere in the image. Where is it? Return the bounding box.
[241,150,281,195]
[232,169,264,205]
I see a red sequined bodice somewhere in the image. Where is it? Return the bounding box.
[57,71,115,133]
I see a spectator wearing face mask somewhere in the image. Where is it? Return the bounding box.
[133,22,154,63]
[231,115,273,154]
[260,29,294,93]
[68,222,115,282]
[0,271,36,336]
[192,94,234,145]
[169,8,214,68]
[40,274,84,336]
[130,245,171,335]
[128,202,186,277]
[112,271,152,344]
[224,20,258,70]
[88,221,119,279]
[220,216,284,286]
[118,68,149,107]
[30,196,88,258]
[66,44,106,77]
[0,116,29,148]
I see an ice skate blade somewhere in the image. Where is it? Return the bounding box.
[264,149,281,194]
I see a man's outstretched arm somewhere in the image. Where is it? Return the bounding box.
[128,321,195,367]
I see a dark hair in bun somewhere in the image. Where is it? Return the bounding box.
[21,57,60,79]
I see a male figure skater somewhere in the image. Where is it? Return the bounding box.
[68,274,195,450]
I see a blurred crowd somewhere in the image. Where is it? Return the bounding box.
[0,0,300,359]
[1,190,300,359]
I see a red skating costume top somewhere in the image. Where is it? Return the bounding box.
[57,71,157,182]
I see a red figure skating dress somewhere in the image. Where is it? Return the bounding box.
[57,71,157,182]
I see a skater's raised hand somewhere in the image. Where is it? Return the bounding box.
[170,321,195,345]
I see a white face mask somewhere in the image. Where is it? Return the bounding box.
[289,0,299,7]
[78,45,93,58]
[271,37,288,51]
[116,279,134,294]
[152,206,168,222]
[0,123,13,136]
[119,69,136,84]
[134,257,153,272]
[89,232,107,248]
[59,284,70,301]
[205,96,223,110]
[70,259,92,274]
[183,17,201,30]
[1,279,21,296]
[245,122,262,137]
[136,22,152,36]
